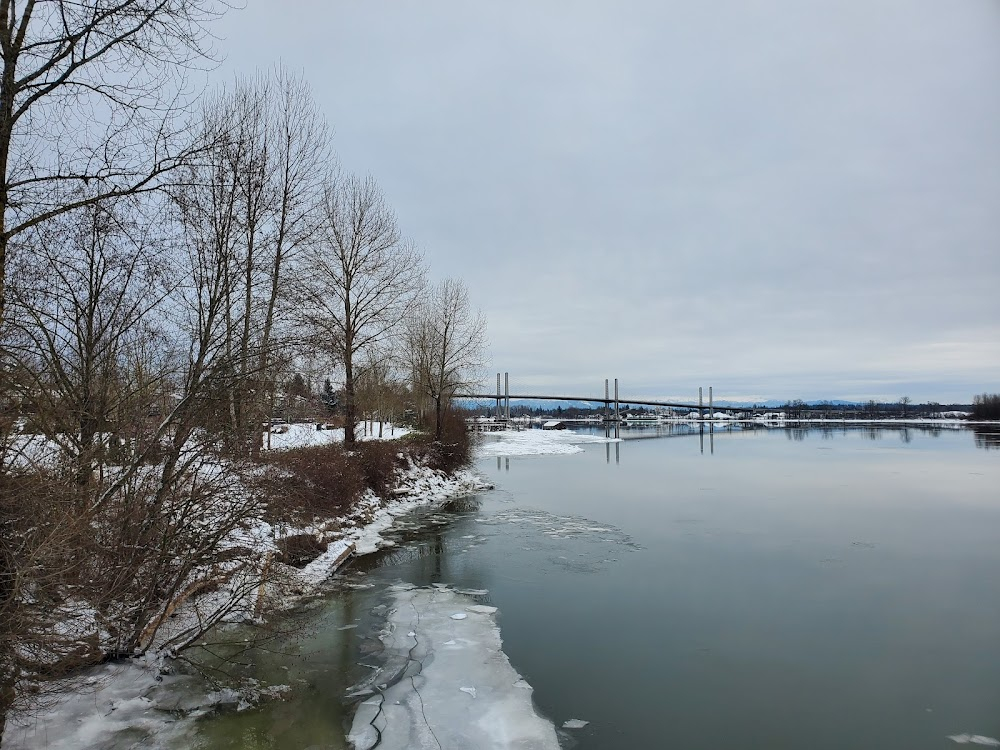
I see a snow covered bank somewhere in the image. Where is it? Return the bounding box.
[2,459,491,750]
[151,463,492,650]
[348,584,560,750]
[476,428,619,457]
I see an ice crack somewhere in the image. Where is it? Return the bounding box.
[405,597,442,750]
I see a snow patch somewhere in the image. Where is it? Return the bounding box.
[263,422,412,451]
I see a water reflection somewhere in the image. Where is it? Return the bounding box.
[603,424,620,464]
[189,426,999,750]
[698,423,715,454]
[973,425,1000,451]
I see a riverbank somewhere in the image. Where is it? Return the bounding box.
[2,425,490,750]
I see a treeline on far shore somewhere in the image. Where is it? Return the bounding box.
[465,398,996,420]
[972,394,1000,420]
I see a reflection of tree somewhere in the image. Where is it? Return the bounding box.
[365,498,486,585]
[972,426,1000,451]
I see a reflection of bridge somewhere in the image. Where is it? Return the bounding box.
[463,373,738,422]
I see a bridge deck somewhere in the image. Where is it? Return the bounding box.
[462,393,739,412]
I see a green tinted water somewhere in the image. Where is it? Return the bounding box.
[189,425,1000,749]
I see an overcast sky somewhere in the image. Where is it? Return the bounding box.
[211,1,999,404]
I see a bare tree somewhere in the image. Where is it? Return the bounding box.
[297,173,424,445]
[406,279,486,440]
[170,67,329,456]
[4,197,171,488]
[246,66,330,457]
[899,396,911,418]
[0,0,224,328]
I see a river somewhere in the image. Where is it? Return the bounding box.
[188,423,1000,749]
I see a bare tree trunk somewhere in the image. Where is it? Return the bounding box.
[435,395,444,440]
[344,335,357,445]
[297,173,424,449]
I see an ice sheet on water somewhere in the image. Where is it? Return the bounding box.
[476,429,619,458]
[478,508,635,543]
[949,735,1000,746]
[347,585,559,750]
[2,660,208,750]
[474,508,640,576]
[562,719,590,729]
[466,605,498,614]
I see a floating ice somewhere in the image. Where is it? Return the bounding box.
[450,612,468,620]
[455,588,489,596]
[466,605,498,614]
[562,719,590,729]
[478,508,638,547]
[477,429,619,457]
[949,735,1000,746]
[1,658,240,750]
[348,585,559,750]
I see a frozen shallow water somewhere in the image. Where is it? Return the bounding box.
[348,584,559,750]
[3,659,207,750]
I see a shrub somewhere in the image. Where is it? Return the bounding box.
[262,409,474,523]
[412,407,474,473]
[263,443,365,517]
[355,441,404,498]
[276,534,326,568]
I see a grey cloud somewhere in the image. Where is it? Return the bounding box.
[213,0,1000,402]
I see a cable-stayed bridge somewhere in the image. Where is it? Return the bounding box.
[463,373,739,421]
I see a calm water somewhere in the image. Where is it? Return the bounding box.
[191,424,1000,749]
